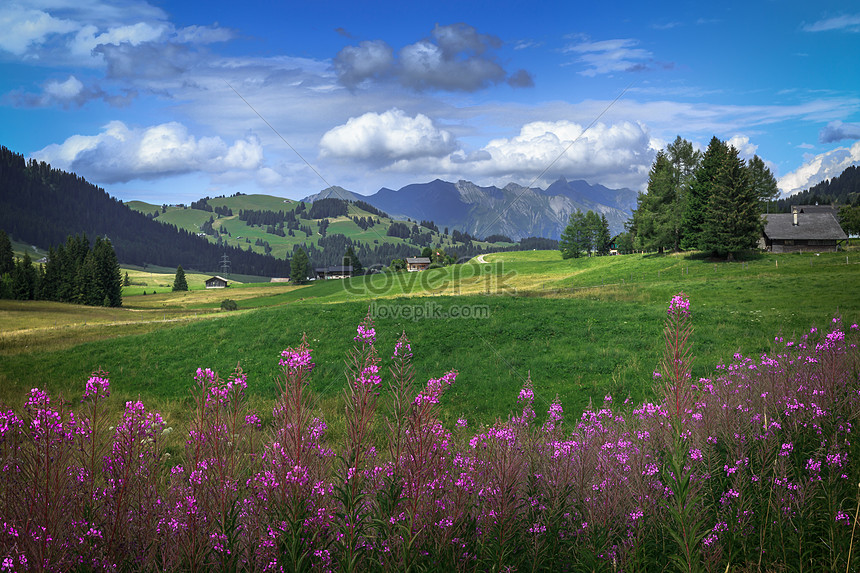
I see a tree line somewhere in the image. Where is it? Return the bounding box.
[0,231,122,306]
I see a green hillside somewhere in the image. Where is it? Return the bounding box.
[127,193,509,265]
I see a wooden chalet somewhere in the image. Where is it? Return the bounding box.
[761,206,848,253]
[314,265,354,280]
[406,257,431,272]
[205,276,229,288]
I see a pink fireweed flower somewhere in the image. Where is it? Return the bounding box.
[354,323,376,345]
[356,364,382,388]
[414,371,457,406]
[392,337,412,359]
[194,367,217,387]
[82,371,110,401]
[456,417,468,428]
[25,387,51,412]
[279,347,314,373]
[667,293,690,317]
[548,400,563,423]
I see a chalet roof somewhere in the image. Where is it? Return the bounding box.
[207,276,229,282]
[791,204,838,215]
[315,266,353,273]
[762,213,847,241]
[406,257,431,264]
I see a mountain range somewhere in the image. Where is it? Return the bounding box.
[302,177,637,240]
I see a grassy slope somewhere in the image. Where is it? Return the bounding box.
[126,193,501,261]
[2,249,859,433]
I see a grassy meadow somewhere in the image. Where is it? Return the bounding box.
[2,248,859,445]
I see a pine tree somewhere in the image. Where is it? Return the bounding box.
[596,214,612,255]
[683,137,729,250]
[10,253,37,300]
[93,237,122,307]
[291,248,310,284]
[172,265,188,291]
[0,229,13,275]
[746,155,779,211]
[343,246,363,275]
[559,211,589,259]
[700,146,762,260]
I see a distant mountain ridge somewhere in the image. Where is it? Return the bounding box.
[303,177,637,240]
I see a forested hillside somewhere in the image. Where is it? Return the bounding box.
[775,165,860,211]
[0,146,289,276]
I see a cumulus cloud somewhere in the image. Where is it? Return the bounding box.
[777,141,860,195]
[803,14,860,33]
[469,120,656,189]
[725,134,758,158]
[564,38,669,76]
[819,120,860,143]
[0,7,77,55]
[319,109,457,162]
[334,23,530,92]
[32,121,264,183]
[333,40,394,88]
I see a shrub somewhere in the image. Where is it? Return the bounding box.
[220,299,238,311]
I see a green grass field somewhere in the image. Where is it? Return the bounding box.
[2,249,859,438]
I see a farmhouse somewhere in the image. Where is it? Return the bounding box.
[406,257,431,272]
[314,265,353,280]
[205,276,229,288]
[761,206,848,253]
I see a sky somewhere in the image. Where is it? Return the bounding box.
[1,0,860,206]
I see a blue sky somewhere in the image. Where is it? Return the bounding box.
[1,0,859,205]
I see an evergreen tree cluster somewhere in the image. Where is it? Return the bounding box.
[353,200,389,218]
[0,232,122,306]
[386,222,411,239]
[484,234,514,243]
[0,146,289,277]
[352,216,377,230]
[308,198,348,219]
[420,220,439,233]
[558,211,612,259]
[629,136,778,258]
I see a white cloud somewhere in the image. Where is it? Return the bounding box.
[0,7,77,55]
[319,109,457,162]
[462,120,656,189]
[803,14,860,33]
[44,75,84,100]
[32,121,264,183]
[777,141,860,195]
[819,120,860,143]
[725,134,758,158]
[334,23,518,92]
[333,40,394,88]
[564,38,660,76]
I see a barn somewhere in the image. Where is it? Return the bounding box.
[205,276,229,288]
[761,206,848,253]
